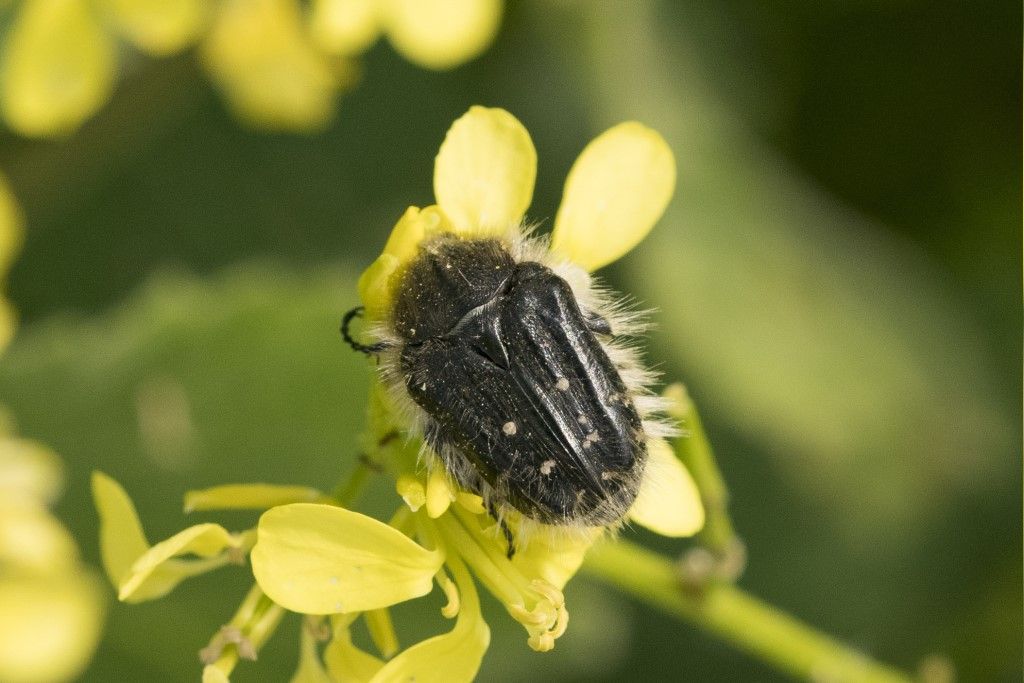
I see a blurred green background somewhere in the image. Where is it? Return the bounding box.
[0,1,1020,681]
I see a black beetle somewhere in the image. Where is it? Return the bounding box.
[344,234,667,556]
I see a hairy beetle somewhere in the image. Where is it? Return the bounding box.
[344,233,671,555]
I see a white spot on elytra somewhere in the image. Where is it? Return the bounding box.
[555,377,570,391]
[582,431,601,449]
[420,383,427,391]
[540,459,556,475]
[502,421,517,436]
[601,471,614,481]
[578,414,590,426]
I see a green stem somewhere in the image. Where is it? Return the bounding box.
[584,541,912,683]
[665,384,740,559]
[331,462,371,507]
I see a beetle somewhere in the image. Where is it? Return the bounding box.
[343,233,670,556]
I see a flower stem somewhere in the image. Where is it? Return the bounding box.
[332,461,372,507]
[583,540,911,683]
[665,384,739,560]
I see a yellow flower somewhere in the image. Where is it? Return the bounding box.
[0,0,116,137]
[0,169,104,683]
[201,0,354,133]
[100,0,210,57]
[0,432,105,683]
[0,173,23,354]
[248,107,703,679]
[356,105,702,535]
[0,0,504,136]
[311,0,503,70]
[90,108,703,682]
[92,472,286,603]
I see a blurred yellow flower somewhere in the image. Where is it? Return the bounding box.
[0,174,22,353]
[0,178,104,683]
[0,0,504,135]
[202,0,354,132]
[0,434,105,683]
[0,0,116,137]
[101,0,210,56]
[311,0,503,70]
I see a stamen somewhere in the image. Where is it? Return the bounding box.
[530,579,565,608]
[434,568,461,618]
[508,603,551,626]
[438,508,571,650]
[395,475,425,512]
[528,633,555,652]
[551,604,570,639]
[425,468,454,518]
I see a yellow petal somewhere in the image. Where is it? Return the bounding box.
[0,501,79,573]
[424,469,453,519]
[324,618,384,683]
[290,624,333,683]
[0,0,117,137]
[251,503,443,614]
[0,301,15,355]
[310,0,380,55]
[395,475,425,512]
[380,0,502,70]
[91,471,151,587]
[92,471,245,603]
[118,522,242,602]
[511,525,601,590]
[628,438,704,537]
[358,253,401,325]
[202,0,345,132]
[0,172,24,278]
[357,205,450,321]
[0,572,105,683]
[0,170,23,354]
[184,483,329,512]
[369,560,489,683]
[0,436,62,506]
[433,106,536,235]
[101,0,209,56]
[551,122,676,271]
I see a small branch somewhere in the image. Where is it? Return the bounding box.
[583,541,912,683]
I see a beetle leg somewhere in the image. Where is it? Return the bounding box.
[485,499,517,559]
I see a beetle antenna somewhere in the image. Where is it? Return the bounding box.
[341,306,388,355]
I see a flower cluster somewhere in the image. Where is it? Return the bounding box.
[0,175,105,683]
[92,107,704,681]
[0,0,503,136]
[0,428,106,683]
